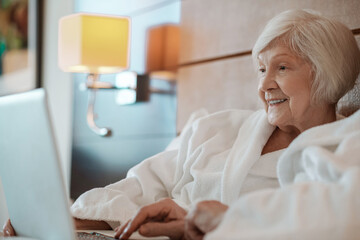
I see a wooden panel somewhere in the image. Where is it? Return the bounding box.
[177,55,262,131]
[180,0,360,64]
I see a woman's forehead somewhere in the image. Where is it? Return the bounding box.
[258,46,300,63]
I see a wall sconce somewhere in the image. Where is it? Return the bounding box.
[58,13,130,137]
[58,14,179,137]
[145,24,179,81]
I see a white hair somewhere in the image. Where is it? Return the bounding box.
[252,9,360,104]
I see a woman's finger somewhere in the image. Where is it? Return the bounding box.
[117,200,176,239]
[184,218,204,240]
[139,220,185,240]
[117,199,187,240]
[114,220,130,238]
[3,219,16,236]
[117,207,159,239]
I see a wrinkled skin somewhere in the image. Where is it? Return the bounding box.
[115,198,187,240]
[115,199,228,240]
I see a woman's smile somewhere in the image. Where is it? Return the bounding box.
[268,99,287,105]
[267,98,288,106]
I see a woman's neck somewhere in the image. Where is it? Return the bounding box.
[261,127,297,155]
[279,104,337,135]
[262,104,337,155]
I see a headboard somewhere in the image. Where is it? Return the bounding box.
[176,0,360,132]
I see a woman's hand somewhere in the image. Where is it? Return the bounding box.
[185,200,228,240]
[2,219,16,236]
[115,198,187,240]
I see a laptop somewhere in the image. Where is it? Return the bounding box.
[0,89,117,239]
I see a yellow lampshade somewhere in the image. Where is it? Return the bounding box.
[58,13,130,74]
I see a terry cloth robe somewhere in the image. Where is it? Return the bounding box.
[206,109,360,240]
[71,109,275,225]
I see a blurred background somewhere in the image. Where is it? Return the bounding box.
[69,0,180,199]
[0,0,181,224]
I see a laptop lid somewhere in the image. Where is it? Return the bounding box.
[0,89,77,240]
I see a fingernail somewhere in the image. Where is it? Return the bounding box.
[119,232,125,239]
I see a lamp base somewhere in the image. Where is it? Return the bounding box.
[86,74,112,137]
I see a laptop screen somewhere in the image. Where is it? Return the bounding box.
[0,89,77,239]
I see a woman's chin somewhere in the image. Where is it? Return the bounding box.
[267,114,284,127]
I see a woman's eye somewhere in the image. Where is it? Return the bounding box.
[259,68,266,73]
[279,65,286,71]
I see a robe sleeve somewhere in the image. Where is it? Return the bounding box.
[70,149,180,224]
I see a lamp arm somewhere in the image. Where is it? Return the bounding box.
[86,74,112,137]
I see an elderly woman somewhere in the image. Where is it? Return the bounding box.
[4,9,360,240]
[112,9,360,240]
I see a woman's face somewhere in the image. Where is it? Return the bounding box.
[257,45,326,133]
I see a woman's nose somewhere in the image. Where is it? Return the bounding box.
[258,72,277,92]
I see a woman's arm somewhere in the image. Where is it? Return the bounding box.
[71,150,180,225]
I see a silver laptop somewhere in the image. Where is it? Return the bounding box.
[0,89,116,240]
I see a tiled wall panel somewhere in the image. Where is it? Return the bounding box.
[177,56,262,131]
[180,0,360,64]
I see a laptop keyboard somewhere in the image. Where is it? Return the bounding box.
[77,232,117,240]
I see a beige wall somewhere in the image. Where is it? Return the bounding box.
[177,0,360,131]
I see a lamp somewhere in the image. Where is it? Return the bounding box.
[145,24,179,81]
[58,13,130,136]
[58,14,179,137]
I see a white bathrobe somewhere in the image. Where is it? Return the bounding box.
[206,109,360,240]
[71,109,276,224]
